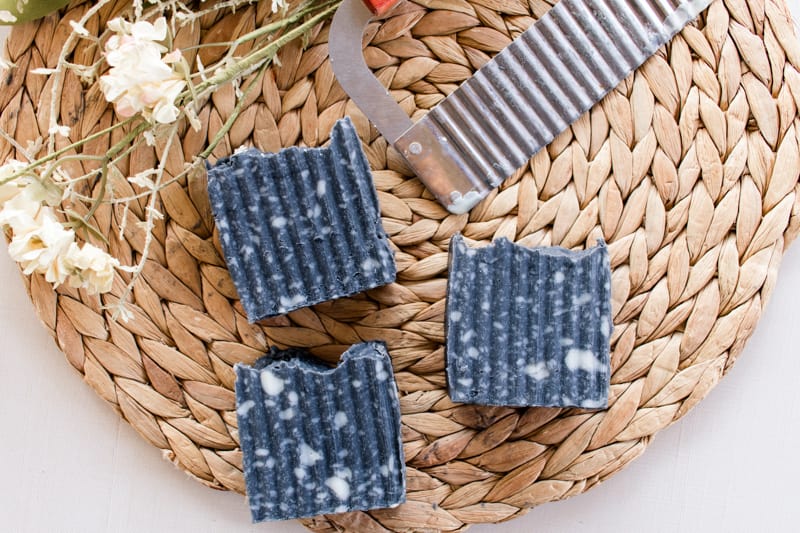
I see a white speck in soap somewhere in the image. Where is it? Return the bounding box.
[299,443,322,466]
[334,411,348,429]
[237,400,255,417]
[271,216,287,228]
[325,476,351,501]
[316,180,327,196]
[560,338,574,346]
[294,468,306,480]
[255,448,269,457]
[260,370,285,396]
[240,245,254,259]
[554,271,565,283]
[375,362,389,381]
[351,380,362,388]
[334,505,349,513]
[288,391,299,405]
[564,348,604,373]
[467,347,479,358]
[461,329,475,342]
[525,362,550,380]
[361,258,380,271]
[573,293,593,306]
[264,458,275,468]
[380,465,389,476]
[458,377,473,387]
[600,318,611,337]
[581,398,605,409]
[450,310,462,322]
[481,300,490,311]
[279,407,295,420]
[279,294,306,308]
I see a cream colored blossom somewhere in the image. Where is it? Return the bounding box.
[64,242,120,295]
[1,161,120,294]
[99,17,186,124]
[0,189,42,236]
[7,211,74,284]
[0,159,29,207]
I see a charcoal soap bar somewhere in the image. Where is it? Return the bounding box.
[446,234,612,408]
[235,342,406,522]
[207,117,396,322]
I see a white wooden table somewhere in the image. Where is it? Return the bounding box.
[1,6,799,531]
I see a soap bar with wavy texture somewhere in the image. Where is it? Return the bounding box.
[235,342,406,522]
[445,234,612,408]
[207,117,396,322]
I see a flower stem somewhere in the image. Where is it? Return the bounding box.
[192,3,340,97]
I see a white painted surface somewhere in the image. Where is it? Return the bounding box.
[2,6,800,532]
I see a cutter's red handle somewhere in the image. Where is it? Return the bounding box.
[362,0,401,16]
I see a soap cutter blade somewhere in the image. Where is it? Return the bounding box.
[330,0,713,214]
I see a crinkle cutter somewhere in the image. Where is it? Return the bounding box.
[329,0,711,213]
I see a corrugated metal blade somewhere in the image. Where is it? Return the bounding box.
[396,0,713,212]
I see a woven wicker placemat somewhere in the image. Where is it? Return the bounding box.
[4,0,800,530]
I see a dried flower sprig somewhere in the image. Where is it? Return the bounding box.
[0,0,341,320]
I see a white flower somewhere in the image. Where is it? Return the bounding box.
[0,190,42,235]
[64,242,120,295]
[143,77,185,124]
[271,0,288,13]
[0,159,29,207]
[0,161,119,294]
[99,17,186,124]
[8,211,74,284]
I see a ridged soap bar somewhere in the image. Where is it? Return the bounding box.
[446,234,612,408]
[207,117,396,321]
[235,342,406,522]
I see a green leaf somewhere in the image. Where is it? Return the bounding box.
[0,0,71,25]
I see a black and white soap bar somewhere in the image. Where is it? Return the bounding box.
[235,342,406,522]
[207,117,396,322]
[446,234,612,408]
